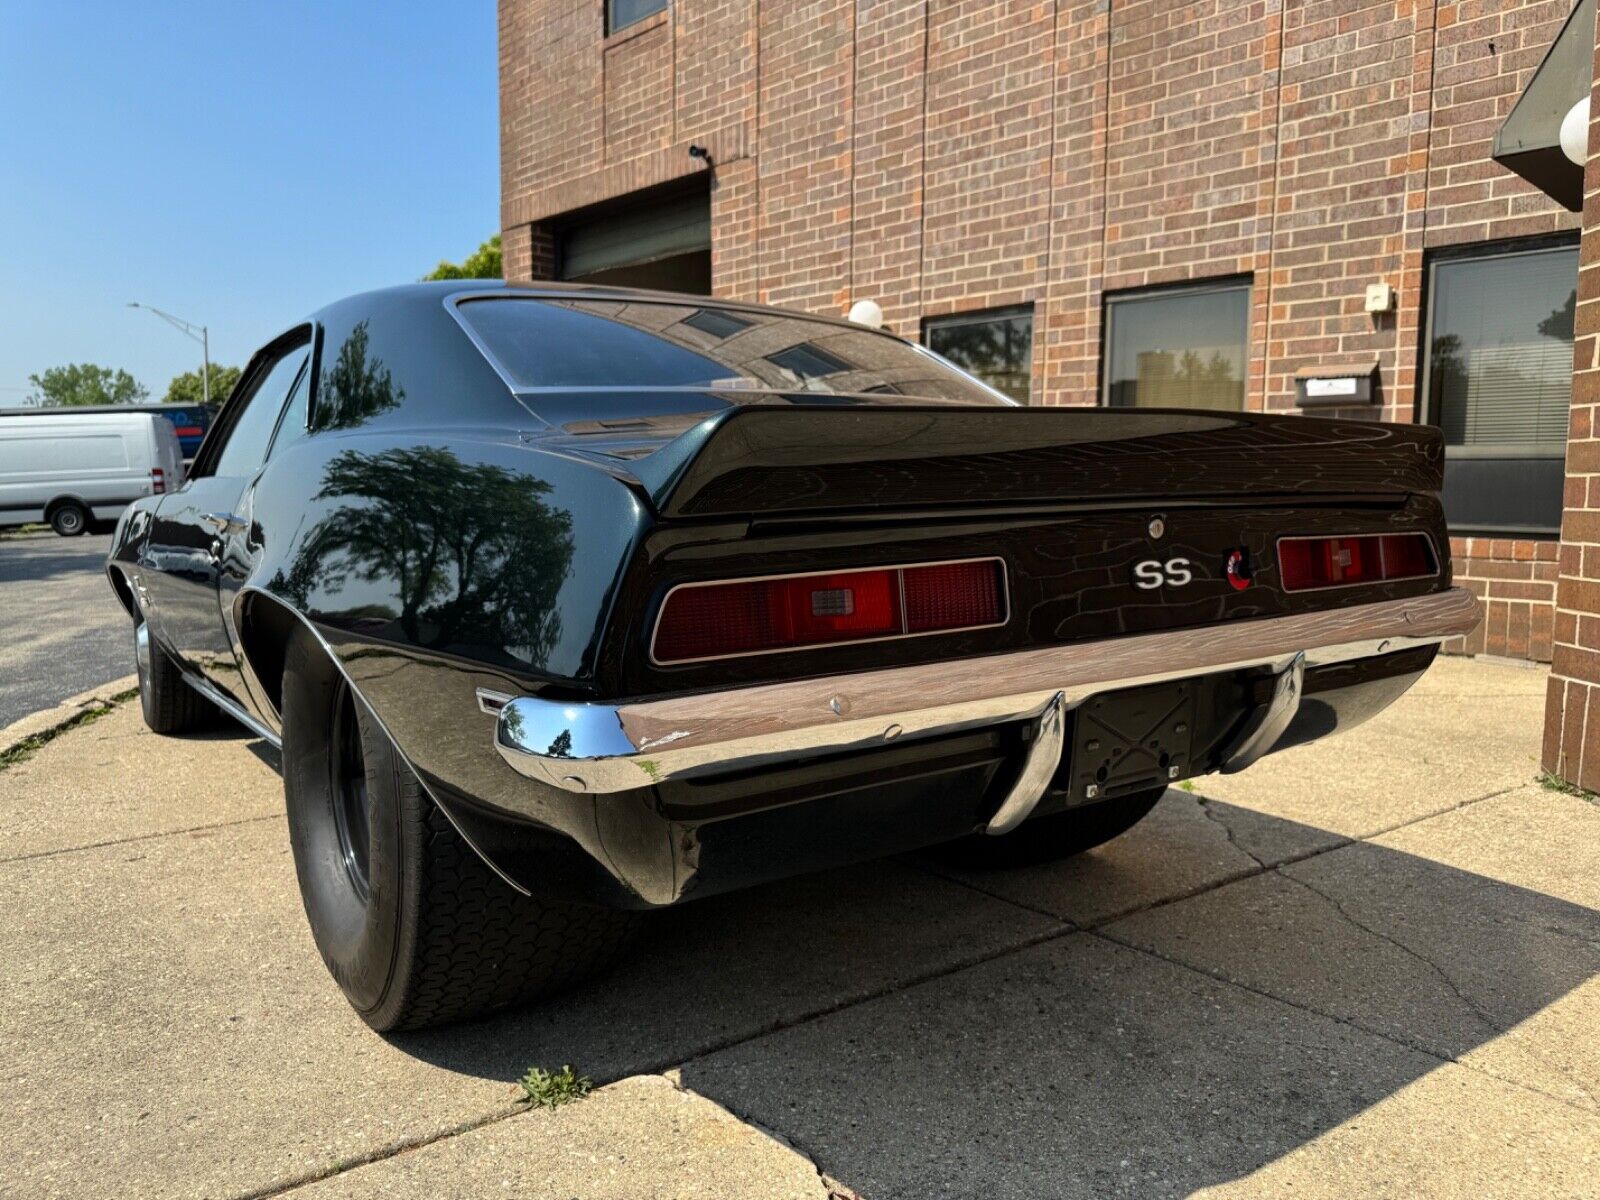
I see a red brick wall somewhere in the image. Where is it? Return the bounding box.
[1544,0,1600,784]
[500,0,1583,661]
[1447,536,1559,660]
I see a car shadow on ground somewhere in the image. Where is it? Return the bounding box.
[370,797,1599,1198]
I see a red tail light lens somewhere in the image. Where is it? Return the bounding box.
[651,558,1007,664]
[150,468,166,495]
[1277,533,1436,591]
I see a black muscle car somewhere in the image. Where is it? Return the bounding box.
[107,281,1480,1031]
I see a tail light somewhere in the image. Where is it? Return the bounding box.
[173,425,204,438]
[651,557,1007,664]
[150,468,166,495]
[1277,533,1436,592]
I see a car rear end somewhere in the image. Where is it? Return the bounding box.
[451,291,1480,904]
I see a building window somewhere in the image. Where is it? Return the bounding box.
[1423,241,1576,536]
[607,0,666,35]
[924,307,1033,404]
[1103,279,1251,410]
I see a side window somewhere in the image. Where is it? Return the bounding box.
[210,343,310,478]
[266,357,312,459]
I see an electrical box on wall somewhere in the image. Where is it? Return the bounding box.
[1364,282,1396,314]
[1294,362,1379,408]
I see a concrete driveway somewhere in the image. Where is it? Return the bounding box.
[2,654,1596,1198]
[0,529,129,727]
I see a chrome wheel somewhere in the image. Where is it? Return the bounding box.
[134,620,152,689]
[329,681,372,905]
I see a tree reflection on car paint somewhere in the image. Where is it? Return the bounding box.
[274,446,573,667]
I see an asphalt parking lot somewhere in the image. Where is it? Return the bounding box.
[0,529,129,727]
[2,653,1596,1198]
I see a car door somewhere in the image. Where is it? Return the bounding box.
[142,328,312,713]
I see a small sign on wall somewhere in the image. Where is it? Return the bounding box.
[1294,362,1378,408]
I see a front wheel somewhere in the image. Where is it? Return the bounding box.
[941,786,1167,869]
[133,618,215,734]
[280,628,637,1031]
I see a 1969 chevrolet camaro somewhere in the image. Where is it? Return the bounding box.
[107,280,1480,1030]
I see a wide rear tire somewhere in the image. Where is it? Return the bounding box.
[941,786,1167,869]
[280,628,637,1031]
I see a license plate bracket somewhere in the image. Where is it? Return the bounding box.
[1066,679,1196,805]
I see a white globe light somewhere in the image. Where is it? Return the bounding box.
[1561,95,1591,167]
[847,299,884,329]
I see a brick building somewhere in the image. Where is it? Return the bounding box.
[500,0,1589,665]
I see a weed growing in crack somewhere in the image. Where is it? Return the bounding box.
[519,1065,592,1109]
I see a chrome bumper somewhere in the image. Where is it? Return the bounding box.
[495,589,1480,820]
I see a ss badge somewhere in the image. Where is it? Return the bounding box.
[1132,557,1193,590]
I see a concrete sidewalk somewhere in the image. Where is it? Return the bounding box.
[2,654,1596,1198]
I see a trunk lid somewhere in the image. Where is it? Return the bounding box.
[545,403,1444,519]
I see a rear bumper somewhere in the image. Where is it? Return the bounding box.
[496,588,1480,809]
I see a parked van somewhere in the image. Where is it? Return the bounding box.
[0,409,184,536]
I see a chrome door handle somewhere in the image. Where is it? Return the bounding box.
[201,512,246,535]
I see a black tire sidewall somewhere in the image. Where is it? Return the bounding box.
[282,632,411,1019]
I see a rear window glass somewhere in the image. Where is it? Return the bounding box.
[456,297,1005,403]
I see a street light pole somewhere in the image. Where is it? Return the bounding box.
[127,303,212,405]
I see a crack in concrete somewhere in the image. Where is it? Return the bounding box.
[1276,865,1599,1112]
[1197,794,1268,870]
[0,812,284,867]
[1093,927,1600,1121]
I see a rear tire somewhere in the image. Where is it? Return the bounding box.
[50,501,89,537]
[133,618,215,735]
[280,628,637,1031]
[942,786,1167,869]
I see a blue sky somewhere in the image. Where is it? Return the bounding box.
[0,2,498,402]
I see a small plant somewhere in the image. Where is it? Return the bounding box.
[1538,770,1598,802]
[1177,779,1196,793]
[519,1064,592,1109]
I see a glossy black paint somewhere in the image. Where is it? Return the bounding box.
[107,281,1457,908]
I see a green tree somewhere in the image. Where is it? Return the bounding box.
[26,363,148,407]
[163,364,242,407]
[423,234,502,281]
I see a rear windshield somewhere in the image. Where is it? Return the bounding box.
[455,297,1006,403]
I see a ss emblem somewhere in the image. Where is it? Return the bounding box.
[1132,557,1193,590]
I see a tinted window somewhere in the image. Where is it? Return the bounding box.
[212,345,308,477]
[457,298,1002,403]
[1425,243,1576,534]
[1104,282,1250,410]
[608,0,666,34]
[925,308,1033,403]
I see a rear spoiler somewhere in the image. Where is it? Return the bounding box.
[623,405,1445,520]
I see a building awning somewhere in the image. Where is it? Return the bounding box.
[1493,0,1593,212]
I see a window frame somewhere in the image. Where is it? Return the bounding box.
[1418,235,1579,461]
[921,304,1035,406]
[189,324,314,480]
[1416,235,1578,538]
[1099,275,1253,410]
[605,0,667,37]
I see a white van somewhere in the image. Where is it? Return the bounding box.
[0,409,185,536]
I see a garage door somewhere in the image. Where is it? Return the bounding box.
[558,189,711,294]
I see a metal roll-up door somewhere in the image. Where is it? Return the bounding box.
[558,189,712,293]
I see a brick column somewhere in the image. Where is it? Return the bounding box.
[499,223,556,282]
[1543,3,1600,786]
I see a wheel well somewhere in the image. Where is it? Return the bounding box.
[43,495,89,521]
[106,566,138,620]
[235,592,302,721]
